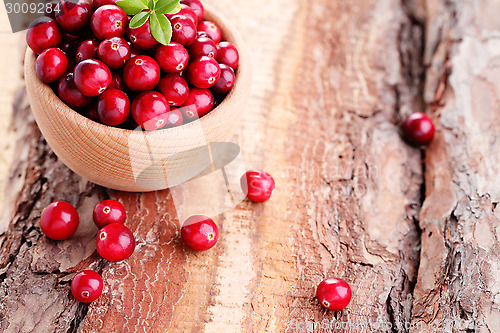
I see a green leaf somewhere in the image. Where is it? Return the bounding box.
[130,11,150,29]
[147,0,155,10]
[131,0,149,9]
[166,3,181,14]
[150,12,172,45]
[154,0,179,15]
[115,0,146,15]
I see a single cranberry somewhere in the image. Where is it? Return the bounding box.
[154,42,189,73]
[170,15,196,46]
[131,91,170,130]
[93,0,116,9]
[216,41,239,70]
[181,215,219,251]
[123,55,160,91]
[40,201,79,240]
[97,37,130,69]
[82,101,100,121]
[96,223,135,262]
[179,0,204,23]
[127,19,158,49]
[58,72,92,108]
[91,5,127,40]
[36,48,68,83]
[197,20,221,43]
[180,88,214,122]
[55,0,93,34]
[74,59,112,96]
[401,112,435,146]
[26,17,62,54]
[164,107,183,128]
[108,72,126,90]
[241,170,275,202]
[211,64,235,95]
[76,39,99,62]
[316,277,352,311]
[166,4,197,25]
[157,74,189,106]
[71,270,103,303]
[187,56,221,89]
[97,89,130,126]
[188,36,217,59]
[93,199,126,228]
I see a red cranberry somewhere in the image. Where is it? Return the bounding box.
[91,5,127,40]
[98,37,130,69]
[58,72,92,108]
[316,277,352,311]
[179,0,204,23]
[26,17,62,54]
[157,74,189,106]
[154,42,189,73]
[71,270,103,303]
[55,0,93,34]
[74,59,112,96]
[76,39,99,62]
[401,112,435,146]
[216,41,239,70]
[127,19,158,49]
[166,4,197,25]
[180,88,214,121]
[170,15,196,46]
[181,215,219,251]
[36,48,68,83]
[44,0,59,19]
[93,0,116,9]
[123,55,160,92]
[93,199,126,228]
[40,201,79,240]
[241,170,275,202]
[197,20,222,43]
[131,91,170,130]
[188,36,217,59]
[164,107,183,128]
[187,56,221,89]
[97,89,130,126]
[108,72,126,90]
[211,64,235,95]
[96,223,135,262]
[82,101,99,121]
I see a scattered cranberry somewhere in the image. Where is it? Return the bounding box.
[181,215,219,251]
[97,89,130,126]
[180,0,204,23]
[241,170,275,202]
[55,0,93,34]
[93,199,126,228]
[166,4,197,25]
[40,201,79,240]
[187,56,221,89]
[401,112,435,146]
[91,4,127,40]
[71,270,103,303]
[123,55,160,91]
[180,88,214,122]
[74,59,112,96]
[170,15,197,46]
[26,17,62,54]
[76,39,99,62]
[164,107,183,128]
[58,72,92,108]
[189,36,217,59]
[157,74,189,106]
[316,277,352,311]
[98,37,130,69]
[131,91,170,130]
[36,48,68,83]
[211,64,235,95]
[108,72,126,90]
[96,223,135,262]
[216,41,239,69]
[127,19,158,49]
[154,42,189,73]
[197,20,222,44]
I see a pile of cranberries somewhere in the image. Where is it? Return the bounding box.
[27,0,239,130]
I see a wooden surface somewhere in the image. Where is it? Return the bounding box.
[1,0,500,332]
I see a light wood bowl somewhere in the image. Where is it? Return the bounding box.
[24,4,251,192]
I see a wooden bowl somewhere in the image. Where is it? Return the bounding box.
[24,4,251,192]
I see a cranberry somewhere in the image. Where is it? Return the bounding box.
[157,74,189,106]
[196,31,208,39]
[44,0,59,19]
[55,0,93,34]
[93,0,116,9]
[96,223,135,262]
[91,5,127,40]
[197,20,222,44]
[216,41,239,70]
[131,91,170,130]
[36,48,68,83]
[187,56,221,89]
[166,4,197,25]
[127,19,158,49]
[181,215,219,251]
[164,107,183,128]
[82,101,99,121]
[108,72,126,90]
[93,199,126,228]
[58,72,92,108]
[316,277,352,311]
[170,15,196,46]
[154,42,189,73]
[211,64,235,95]
[188,36,217,59]
[97,89,130,126]
[74,59,112,96]
[71,270,103,303]
[76,39,99,62]
[97,37,130,69]
[59,34,79,55]
[123,55,160,91]
[401,112,435,146]
[40,201,79,240]
[241,170,275,202]
[26,17,62,54]
[179,0,204,23]
[180,88,214,122]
